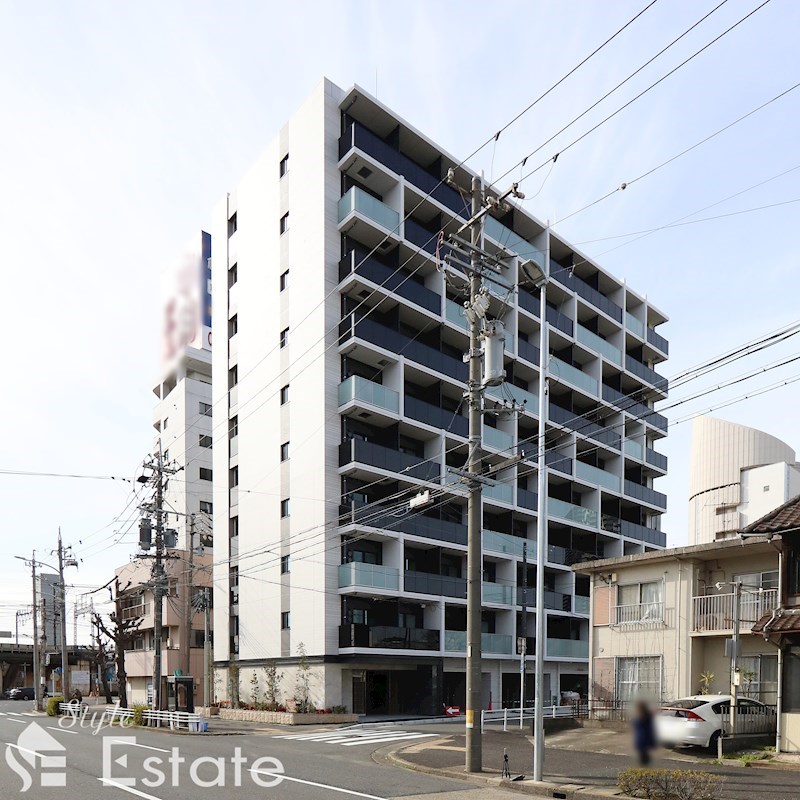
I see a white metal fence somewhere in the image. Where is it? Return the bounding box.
[692,590,778,632]
[480,703,587,732]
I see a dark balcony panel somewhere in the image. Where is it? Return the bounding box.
[404,570,467,599]
[404,218,439,255]
[516,587,572,612]
[601,514,666,547]
[518,488,538,511]
[547,306,573,337]
[339,439,440,482]
[624,479,667,509]
[546,452,573,475]
[625,355,668,392]
[518,338,540,365]
[519,289,538,317]
[339,623,440,650]
[601,385,668,433]
[551,263,623,323]
[646,327,669,355]
[341,501,468,545]
[340,122,467,218]
[405,396,469,437]
[645,448,668,471]
[339,250,441,314]
[549,403,621,450]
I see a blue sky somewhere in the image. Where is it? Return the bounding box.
[1,0,798,639]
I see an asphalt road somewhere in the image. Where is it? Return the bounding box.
[0,701,494,800]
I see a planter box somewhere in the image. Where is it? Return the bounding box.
[218,708,359,726]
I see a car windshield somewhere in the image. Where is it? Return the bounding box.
[661,699,707,709]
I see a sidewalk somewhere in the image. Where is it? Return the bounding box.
[386,729,800,800]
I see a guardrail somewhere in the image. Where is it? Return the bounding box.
[59,703,206,731]
[481,703,587,732]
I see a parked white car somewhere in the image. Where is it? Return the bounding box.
[655,694,774,750]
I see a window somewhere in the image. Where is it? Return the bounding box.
[199,402,212,417]
[616,656,662,702]
[280,442,289,462]
[199,435,212,448]
[228,263,238,288]
[229,516,239,539]
[228,213,237,236]
[199,467,213,481]
[279,212,289,235]
[229,415,238,439]
[616,581,663,624]
[784,647,800,712]
[280,327,289,349]
[280,269,289,292]
[280,611,290,630]
[279,153,289,178]
[163,449,169,461]
[280,498,290,518]
[230,466,239,487]
[200,501,213,514]
[163,417,168,429]
[228,365,238,389]
[740,654,778,703]
[228,315,238,337]
[281,555,290,574]
[191,629,205,648]
[280,385,289,405]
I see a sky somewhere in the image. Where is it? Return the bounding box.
[1,0,798,642]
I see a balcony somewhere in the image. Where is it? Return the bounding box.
[404,217,439,255]
[625,315,646,339]
[445,298,468,330]
[601,384,668,433]
[483,481,514,506]
[338,375,399,415]
[549,400,622,451]
[548,497,598,529]
[623,479,667,509]
[692,590,778,634]
[615,601,665,626]
[486,382,538,415]
[547,544,599,567]
[546,638,589,659]
[625,355,668,392]
[517,337,541,366]
[444,630,513,655]
[483,530,530,558]
[551,357,598,397]
[338,562,400,591]
[575,461,621,493]
[483,582,515,605]
[484,425,513,452]
[405,396,468,438]
[338,186,399,232]
[517,290,574,337]
[484,216,545,270]
[576,325,622,366]
[553,265,623,323]
[517,587,572,611]
[339,438,440,482]
[339,249,441,314]
[339,623,440,651]
[646,327,669,355]
[518,487,538,511]
[601,515,666,547]
[340,502,468,546]
[645,447,668,471]
[404,570,467,598]
[574,595,590,615]
[339,121,466,218]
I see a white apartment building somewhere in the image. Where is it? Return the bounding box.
[211,79,669,715]
[689,416,799,545]
[153,230,214,551]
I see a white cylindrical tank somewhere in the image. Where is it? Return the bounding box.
[482,320,506,387]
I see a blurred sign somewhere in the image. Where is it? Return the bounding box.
[0,631,12,638]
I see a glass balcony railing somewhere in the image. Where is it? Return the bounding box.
[646,447,668,471]
[338,562,400,591]
[624,439,645,460]
[600,514,666,547]
[483,529,531,558]
[548,403,621,450]
[601,384,668,433]
[484,425,513,452]
[550,357,598,397]
[574,595,590,615]
[339,438,440,482]
[552,264,623,323]
[340,502,468,546]
[404,570,467,598]
[404,217,439,254]
[625,355,668,392]
[626,314,646,338]
[483,582,515,605]
[484,216,545,269]
[339,623,440,650]
[548,497,598,528]
[575,461,621,493]
[576,325,622,366]
[624,479,667,509]
[647,326,669,354]
[404,396,469,438]
[338,186,399,231]
[444,630,513,654]
[445,298,468,330]
[517,337,541,366]
[486,383,538,414]
[483,481,514,505]
[338,375,399,414]
[546,638,588,659]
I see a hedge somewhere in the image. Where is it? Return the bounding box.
[618,768,722,800]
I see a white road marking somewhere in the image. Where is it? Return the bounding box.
[97,778,161,799]
[47,726,78,735]
[250,770,387,799]
[110,739,170,753]
[8,712,22,716]
[273,728,437,747]
[339,732,436,746]
[7,719,27,724]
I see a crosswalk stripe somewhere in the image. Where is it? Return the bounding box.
[273,729,437,747]
[8,712,22,716]
[339,733,436,747]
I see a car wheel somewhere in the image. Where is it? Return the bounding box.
[708,731,721,754]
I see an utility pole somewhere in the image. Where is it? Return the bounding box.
[730,580,741,736]
[57,528,69,700]
[519,541,528,728]
[182,514,195,677]
[30,553,41,712]
[152,441,166,711]
[203,587,211,707]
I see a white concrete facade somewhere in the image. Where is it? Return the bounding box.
[688,416,797,544]
[210,78,669,715]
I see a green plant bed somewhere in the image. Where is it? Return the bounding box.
[132,704,149,726]
[618,767,722,800]
[46,696,65,716]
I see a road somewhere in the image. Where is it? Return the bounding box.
[0,700,500,800]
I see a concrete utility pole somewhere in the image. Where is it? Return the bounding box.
[182,514,195,677]
[56,528,78,700]
[30,554,41,712]
[519,541,528,728]
[730,580,742,735]
[203,587,211,707]
[465,175,484,773]
[152,441,166,710]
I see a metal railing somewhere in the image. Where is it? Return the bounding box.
[721,704,777,735]
[481,702,588,731]
[692,590,778,632]
[615,601,665,625]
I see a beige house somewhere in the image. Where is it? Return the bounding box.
[574,537,780,714]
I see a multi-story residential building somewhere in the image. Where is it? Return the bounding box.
[689,416,798,545]
[39,572,63,650]
[211,79,669,715]
[114,552,212,707]
[153,230,214,551]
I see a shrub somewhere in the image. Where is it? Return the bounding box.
[618,768,721,800]
[131,704,149,726]
[46,696,65,716]
[331,705,348,714]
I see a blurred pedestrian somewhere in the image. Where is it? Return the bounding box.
[631,700,655,766]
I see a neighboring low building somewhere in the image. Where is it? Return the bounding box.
[114,551,212,707]
[574,537,780,708]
